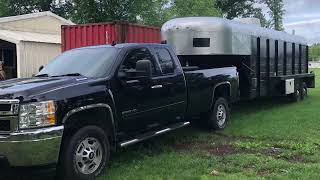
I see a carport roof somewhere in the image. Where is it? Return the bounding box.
[0,11,74,25]
[0,29,60,44]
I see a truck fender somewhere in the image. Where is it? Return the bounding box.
[62,103,117,150]
[210,81,231,109]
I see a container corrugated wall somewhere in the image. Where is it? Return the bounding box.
[62,22,161,52]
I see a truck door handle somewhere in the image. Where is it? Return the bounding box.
[151,85,163,89]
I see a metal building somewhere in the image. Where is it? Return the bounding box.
[0,11,74,78]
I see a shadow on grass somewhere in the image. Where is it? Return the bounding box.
[106,97,296,168]
[232,96,294,115]
[0,167,56,180]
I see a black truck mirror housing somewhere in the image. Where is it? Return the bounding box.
[39,65,44,72]
[136,60,152,81]
[118,60,152,85]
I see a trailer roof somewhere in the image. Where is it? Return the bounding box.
[162,17,308,45]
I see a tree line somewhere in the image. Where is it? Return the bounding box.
[0,0,285,30]
[309,44,320,61]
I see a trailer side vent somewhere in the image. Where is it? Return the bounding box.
[193,38,210,47]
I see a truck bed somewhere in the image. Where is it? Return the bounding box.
[183,67,238,118]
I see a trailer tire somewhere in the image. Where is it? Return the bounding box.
[207,97,230,130]
[58,126,110,180]
[301,83,308,100]
[290,88,301,102]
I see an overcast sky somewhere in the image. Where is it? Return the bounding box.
[269,0,320,45]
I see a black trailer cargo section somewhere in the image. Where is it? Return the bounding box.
[283,42,287,75]
[298,45,302,74]
[247,37,314,99]
[266,39,271,95]
[269,39,275,76]
[250,37,258,99]
[197,36,317,100]
[300,45,306,73]
[286,42,292,75]
[259,37,268,97]
[268,39,276,94]
[274,40,278,76]
[294,44,301,74]
[278,40,284,76]
[305,46,309,73]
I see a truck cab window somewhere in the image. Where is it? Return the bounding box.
[120,48,157,78]
[154,48,175,74]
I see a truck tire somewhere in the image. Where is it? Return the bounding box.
[207,97,230,130]
[58,126,110,180]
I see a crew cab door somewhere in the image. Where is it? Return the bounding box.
[151,47,187,124]
[116,47,186,133]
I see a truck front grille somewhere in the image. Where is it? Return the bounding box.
[0,104,11,112]
[0,100,19,116]
[0,120,10,132]
[0,99,20,133]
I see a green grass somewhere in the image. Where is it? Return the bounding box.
[99,69,320,180]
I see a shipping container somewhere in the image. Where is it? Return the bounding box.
[61,22,161,52]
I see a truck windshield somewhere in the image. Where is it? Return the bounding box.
[37,47,119,78]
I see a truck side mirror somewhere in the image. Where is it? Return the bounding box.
[136,60,152,82]
[39,65,44,72]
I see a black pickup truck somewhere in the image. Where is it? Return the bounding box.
[0,44,238,179]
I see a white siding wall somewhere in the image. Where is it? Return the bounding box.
[18,41,61,77]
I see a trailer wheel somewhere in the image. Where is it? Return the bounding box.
[207,97,230,130]
[301,83,308,100]
[289,88,301,102]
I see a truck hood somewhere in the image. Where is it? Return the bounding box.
[0,77,95,100]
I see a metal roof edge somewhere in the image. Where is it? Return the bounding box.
[0,34,19,44]
[0,29,60,44]
[20,40,60,44]
[0,11,74,25]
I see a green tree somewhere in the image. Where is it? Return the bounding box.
[215,0,257,19]
[171,0,221,17]
[68,0,164,24]
[215,0,268,28]
[0,0,222,27]
[137,0,173,27]
[309,44,320,61]
[0,0,71,18]
[262,0,285,31]
[138,0,222,27]
[0,0,12,16]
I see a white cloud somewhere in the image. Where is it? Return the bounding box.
[281,0,320,44]
[255,0,319,44]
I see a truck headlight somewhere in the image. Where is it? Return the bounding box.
[19,101,56,129]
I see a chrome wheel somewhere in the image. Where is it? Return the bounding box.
[302,87,307,97]
[216,104,226,127]
[74,137,103,175]
[296,89,301,101]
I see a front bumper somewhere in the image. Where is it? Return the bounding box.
[0,126,64,167]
